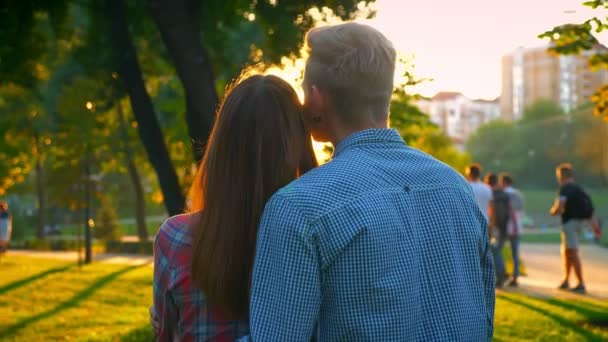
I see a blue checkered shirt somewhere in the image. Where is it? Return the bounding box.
[243,129,495,341]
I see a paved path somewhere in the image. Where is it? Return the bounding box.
[6,250,153,266]
[515,243,608,299]
[7,243,608,298]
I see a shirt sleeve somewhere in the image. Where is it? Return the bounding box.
[153,230,178,340]
[247,194,321,341]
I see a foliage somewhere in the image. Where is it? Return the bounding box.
[200,1,375,87]
[538,0,608,120]
[93,200,122,242]
[0,0,373,218]
[467,100,608,188]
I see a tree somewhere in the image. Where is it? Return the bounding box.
[1,0,374,220]
[0,2,72,238]
[106,0,185,215]
[466,120,526,178]
[573,109,608,185]
[539,0,608,120]
[94,198,122,242]
[148,0,371,160]
[466,100,606,188]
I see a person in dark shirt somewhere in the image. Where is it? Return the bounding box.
[549,163,602,294]
[485,173,516,288]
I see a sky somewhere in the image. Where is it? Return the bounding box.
[362,0,607,100]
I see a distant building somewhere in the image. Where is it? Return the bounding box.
[416,92,500,150]
[501,45,608,121]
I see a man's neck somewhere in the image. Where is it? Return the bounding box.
[329,119,388,147]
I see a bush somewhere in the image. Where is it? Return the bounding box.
[105,240,153,255]
[13,237,104,252]
[93,201,122,242]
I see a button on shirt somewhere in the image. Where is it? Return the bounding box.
[243,129,495,341]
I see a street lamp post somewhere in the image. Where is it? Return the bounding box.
[84,145,92,264]
[83,101,95,264]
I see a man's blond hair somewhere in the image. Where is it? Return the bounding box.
[304,22,396,125]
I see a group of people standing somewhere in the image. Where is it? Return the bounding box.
[467,162,603,294]
[466,164,523,288]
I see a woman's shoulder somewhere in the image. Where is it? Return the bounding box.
[156,213,193,249]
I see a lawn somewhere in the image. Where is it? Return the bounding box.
[1,256,607,341]
[495,292,608,341]
[0,255,153,341]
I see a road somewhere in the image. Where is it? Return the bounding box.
[517,243,608,298]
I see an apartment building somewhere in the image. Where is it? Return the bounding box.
[416,92,500,149]
[501,45,608,121]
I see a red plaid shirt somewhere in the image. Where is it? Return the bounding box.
[153,214,249,341]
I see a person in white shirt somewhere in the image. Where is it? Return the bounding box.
[500,173,524,287]
[466,164,493,220]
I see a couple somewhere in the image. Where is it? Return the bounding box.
[152,23,495,341]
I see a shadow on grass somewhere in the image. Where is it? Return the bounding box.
[548,299,608,328]
[0,262,150,339]
[0,265,73,295]
[119,324,154,342]
[501,295,604,341]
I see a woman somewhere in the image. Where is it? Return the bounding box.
[0,201,11,253]
[152,74,317,341]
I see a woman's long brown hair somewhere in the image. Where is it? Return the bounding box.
[189,75,317,320]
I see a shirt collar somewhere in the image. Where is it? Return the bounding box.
[333,128,405,157]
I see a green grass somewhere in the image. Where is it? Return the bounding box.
[495,292,608,341]
[0,256,153,341]
[520,229,608,247]
[1,256,607,341]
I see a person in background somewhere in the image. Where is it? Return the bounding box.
[550,163,602,294]
[0,201,12,254]
[500,173,524,287]
[466,163,493,221]
[485,173,513,288]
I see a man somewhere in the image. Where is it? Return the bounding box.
[466,163,493,221]
[244,23,494,341]
[485,173,513,288]
[500,173,524,287]
[550,163,602,294]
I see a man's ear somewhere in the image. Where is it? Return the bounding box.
[306,85,333,143]
[310,86,325,117]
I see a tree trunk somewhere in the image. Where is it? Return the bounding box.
[148,0,218,161]
[107,0,185,216]
[33,133,47,239]
[117,101,148,242]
